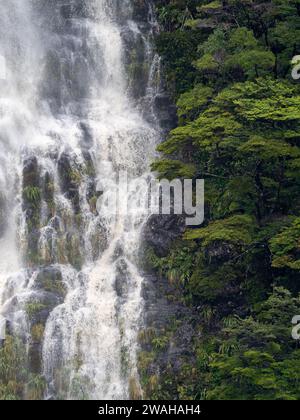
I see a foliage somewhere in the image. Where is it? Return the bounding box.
[23,186,41,204]
[150,0,300,401]
[270,218,300,270]
[205,288,300,400]
[25,303,47,321]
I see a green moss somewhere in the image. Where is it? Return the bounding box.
[69,169,82,185]
[129,376,143,400]
[23,186,41,205]
[42,277,67,296]
[30,324,45,343]
[85,161,96,178]
[26,374,46,400]
[89,196,98,214]
[0,336,27,400]
[25,303,47,320]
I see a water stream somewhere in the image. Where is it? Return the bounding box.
[0,0,162,400]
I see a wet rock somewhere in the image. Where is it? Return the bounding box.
[60,4,73,19]
[40,50,62,111]
[58,153,81,214]
[67,55,90,100]
[81,148,98,208]
[154,94,178,130]
[140,274,199,395]
[65,232,83,270]
[205,241,238,263]
[89,219,109,261]
[26,291,63,326]
[143,214,185,257]
[23,156,39,188]
[0,192,6,237]
[43,171,55,221]
[22,155,41,220]
[60,2,89,20]
[28,341,43,374]
[24,265,67,374]
[34,266,67,300]
[113,241,124,260]
[123,28,148,100]
[49,216,61,231]
[0,318,8,348]
[25,287,61,373]
[22,156,41,264]
[115,258,129,299]
[141,274,185,329]
[25,278,65,374]
[43,172,54,203]
[132,0,150,22]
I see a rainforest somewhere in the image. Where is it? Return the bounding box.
[0,0,300,402]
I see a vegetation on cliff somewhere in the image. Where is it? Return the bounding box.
[146,0,300,400]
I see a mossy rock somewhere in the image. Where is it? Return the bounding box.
[58,153,81,214]
[34,267,67,299]
[22,156,42,263]
[30,324,45,344]
[25,303,47,321]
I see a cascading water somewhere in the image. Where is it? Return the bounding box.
[0,0,163,400]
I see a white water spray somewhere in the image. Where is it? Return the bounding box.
[0,0,162,400]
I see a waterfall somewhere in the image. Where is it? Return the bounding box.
[0,0,162,400]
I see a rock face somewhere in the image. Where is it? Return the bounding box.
[34,267,67,300]
[137,15,195,394]
[143,214,185,257]
[141,199,198,398]
[154,93,178,130]
[27,266,67,374]
[58,153,81,214]
[139,273,199,398]
[132,0,150,22]
[22,156,41,263]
